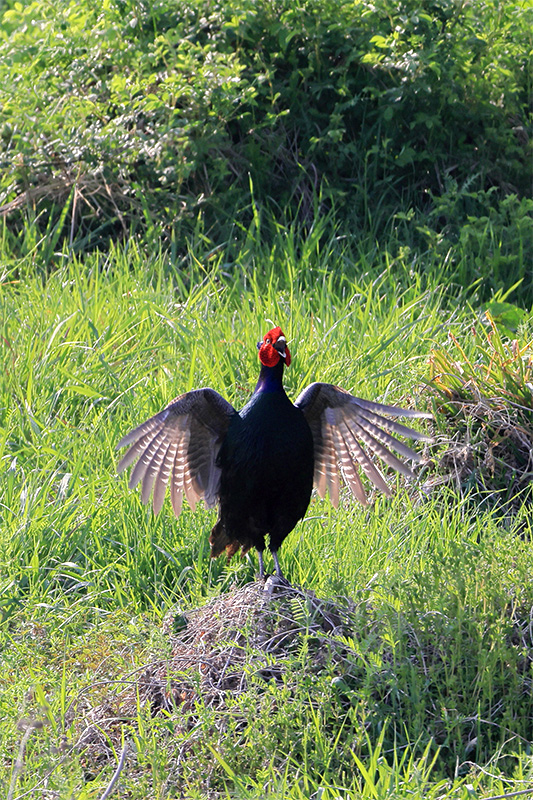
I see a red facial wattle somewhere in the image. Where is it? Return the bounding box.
[258,326,291,367]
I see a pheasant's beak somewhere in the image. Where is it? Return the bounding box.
[273,336,287,358]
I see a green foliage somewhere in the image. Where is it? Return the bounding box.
[2,244,533,797]
[404,189,533,306]
[0,0,531,265]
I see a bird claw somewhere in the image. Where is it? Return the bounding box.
[263,574,291,596]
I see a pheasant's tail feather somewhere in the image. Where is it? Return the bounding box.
[209,520,232,558]
[210,522,249,561]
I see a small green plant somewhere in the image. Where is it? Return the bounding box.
[430,311,533,410]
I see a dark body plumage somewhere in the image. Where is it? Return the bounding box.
[117,326,431,579]
[210,358,314,570]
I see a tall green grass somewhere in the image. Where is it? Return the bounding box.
[1,231,533,798]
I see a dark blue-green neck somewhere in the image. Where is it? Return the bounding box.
[254,359,286,394]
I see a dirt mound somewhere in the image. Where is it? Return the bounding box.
[78,579,354,762]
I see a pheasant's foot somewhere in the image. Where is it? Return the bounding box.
[263,573,291,597]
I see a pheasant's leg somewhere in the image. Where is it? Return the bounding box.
[271,550,283,579]
[257,550,265,579]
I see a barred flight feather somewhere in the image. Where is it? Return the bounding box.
[116,412,168,451]
[350,414,422,462]
[322,420,340,507]
[356,405,431,442]
[348,419,415,478]
[128,430,167,490]
[332,423,368,505]
[350,396,433,421]
[315,452,328,499]
[183,462,200,511]
[153,439,178,515]
[338,420,391,495]
[170,434,189,517]
[117,423,166,475]
[141,437,171,505]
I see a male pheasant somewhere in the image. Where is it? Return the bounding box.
[117,326,431,579]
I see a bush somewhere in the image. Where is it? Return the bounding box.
[0,0,531,255]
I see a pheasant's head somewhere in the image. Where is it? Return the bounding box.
[257,326,291,367]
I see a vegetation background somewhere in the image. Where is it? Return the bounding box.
[1,0,532,797]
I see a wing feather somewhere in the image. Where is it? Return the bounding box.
[356,406,431,443]
[141,436,171,505]
[153,439,178,515]
[349,396,433,421]
[183,459,201,512]
[117,415,168,450]
[295,382,431,506]
[322,415,340,508]
[350,413,424,462]
[170,436,187,518]
[315,461,328,500]
[116,422,166,474]
[347,419,415,478]
[128,429,167,490]
[117,388,236,518]
[331,422,368,505]
[338,419,392,495]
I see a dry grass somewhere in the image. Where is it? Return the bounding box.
[0,167,137,244]
[426,322,533,511]
[422,397,533,514]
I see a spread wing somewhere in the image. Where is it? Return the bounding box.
[294,382,431,507]
[117,388,236,517]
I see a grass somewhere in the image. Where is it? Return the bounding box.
[1,224,533,798]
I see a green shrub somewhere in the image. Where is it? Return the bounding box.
[0,0,531,255]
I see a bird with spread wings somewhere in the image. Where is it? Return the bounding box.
[118,326,431,579]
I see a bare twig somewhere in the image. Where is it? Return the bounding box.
[97,740,129,800]
[7,720,40,800]
[467,787,533,800]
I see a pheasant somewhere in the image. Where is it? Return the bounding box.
[117,326,431,579]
